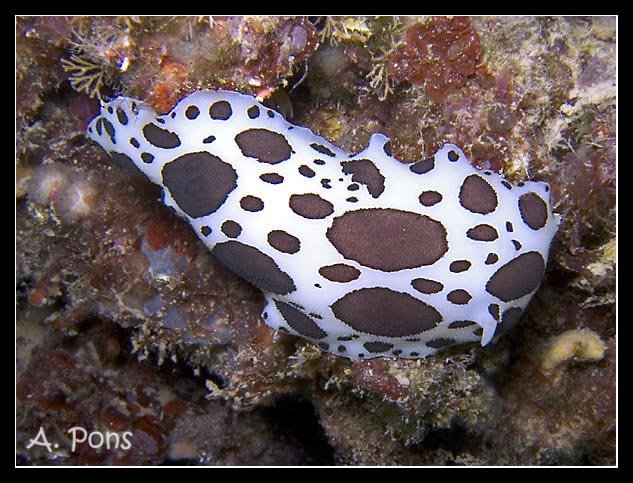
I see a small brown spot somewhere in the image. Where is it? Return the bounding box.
[447,150,459,161]
[519,192,548,230]
[488,303,500,321]
[103,118,116,143]
[449,260,471,273]
[143,123,181,149]
[318,264,361,283]
[240,195,264,212]
[116,107,128,125]
[310,142,336,157]
[299,165,316,178]
[485,253,499,265]
[411,278,444,294]
[185,105,200,119]
[448,320,477,329]
[274,300,326,339]
[260,173,284,184]
[409,157,435,174]
[459,174,498,214]
[447,289,471,305]
[363,341,393,353]
[419,191,443,206]
[212,241,296,295]
[289,193,334,219]
[466,224,498,241]
[95,117,103,136]
[235,128,293,164]
[267,230,301,254]
[209,100,232,120]
[247,105,260,119]
[426,338,456,349]
[221,220,242,238]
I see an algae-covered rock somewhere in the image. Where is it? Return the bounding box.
[16,16,615,466]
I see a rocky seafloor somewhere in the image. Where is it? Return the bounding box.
[16,16,616,466]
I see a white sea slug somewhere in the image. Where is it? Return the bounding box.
[87,89,560,359]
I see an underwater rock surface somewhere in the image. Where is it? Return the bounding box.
[16,16,615,465]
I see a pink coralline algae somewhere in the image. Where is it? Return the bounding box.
[388,16,482,102]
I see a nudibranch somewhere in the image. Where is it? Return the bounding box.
[87,89,560,359]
